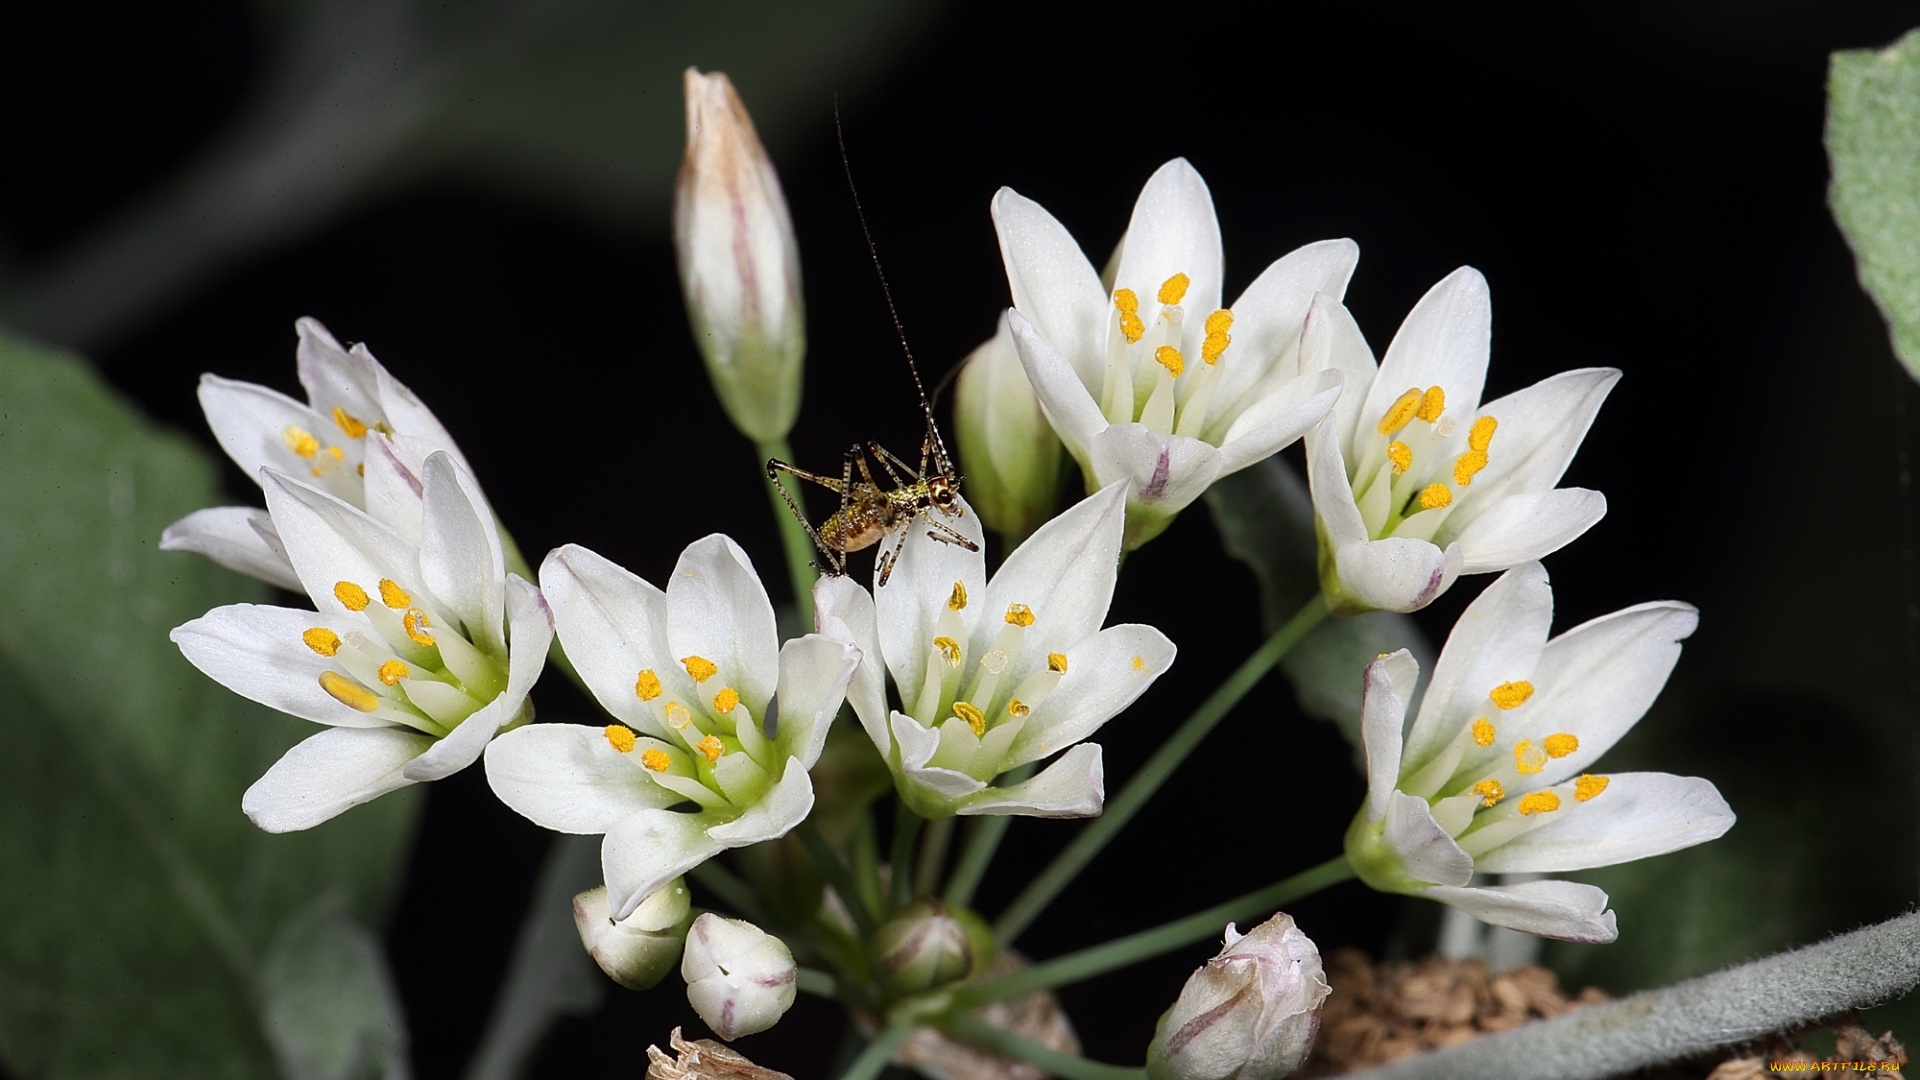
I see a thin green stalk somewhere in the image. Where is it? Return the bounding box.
[993,595,1331,943]
[965,855,1353,1005]
[940,1013,1147,1080]
[798,822,876,937]
[915,816,954,899]
[758,437,819,628]
[852,812,885,926]
[837,1017,917,1080]
[688,860,768,925]
[796,968,839,999]
[942,762,1034,910]
[889,802,924,912]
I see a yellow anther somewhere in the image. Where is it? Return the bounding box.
[334,581,371,611]
[1205,309,1234,335]
[1376,388,1423,435]
[282,425,320,458]
[1158,272,1191,305]
[1005,603,1036,627]
[1471,717,1495,746]
[1513,739,1548,776]
[695,734,725,763]
[1489,681,1535,710]
[378,659,409,686]
[641,748,672,772]
[1048,652,1069,673]
[1201,333,1230,364]
[948,582,969,610]
[933,636,962,666]
[681,656,718,683]
[403,608,435,646]
[1473,778,1505,807]
[635,669,662,701]
[1007,698,1031,718]
[378,579,411,609]
[1418,483,1453,510]
[1542,733,1579,758]
[1575,773,1610,801]
[953,701,986,736]
[605,725,637,753]
[333,406,369,439]
[1416,385,1446,423]
[665,702,692,730]
[1518,791,1562,816]
[1386,441,1412,474]
[312,444,346,477]
[319,671,379,712]
[1131,655,1148,672]
[1113,288,1140,315]
[1154,345,1185,378]
[302,627,342,656]
[1115,290,1145,344]
[1453,450,1489,486]
[712,687,740,715]
[1468,415,1498,452]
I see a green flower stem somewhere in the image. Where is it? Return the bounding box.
[964,854,1353,1006]
[798,822,876,937]
[889,802,924,911]
[837,1017,917,1080]
[851,812,885,926]
[796,968,839,999]
[689,859,769,925]
[758,437,820,628]
[993,595,1332,943]
[940,1013,1147,1080]
[941,763,1034,909]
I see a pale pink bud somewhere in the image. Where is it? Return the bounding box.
[681,914,796,1040]
[1146,913,1329,1080]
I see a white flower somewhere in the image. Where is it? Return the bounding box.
[1343,562,1734,942]
[954,311,1064,542]
[1303,269,1616,613]
[680,914,797,1040]
[574,880,693,991]
[483,537,857,920]
[161,317,476,591]
[1146,913,1329,1080]
[170,453,552,831]
[994,158,1349,548]
[815,483,1175,818]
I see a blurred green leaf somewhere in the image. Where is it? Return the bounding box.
[0,329,420,1078]
[260,906,408,1080]
[1204,458,1432,753]
[1828,27,1920,381]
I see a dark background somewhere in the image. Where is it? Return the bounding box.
[6,1,1920,1076]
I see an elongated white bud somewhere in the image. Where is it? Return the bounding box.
[956,312,1064,542]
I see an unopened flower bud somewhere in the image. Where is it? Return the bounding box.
[682,914,797,1040]
[675,68,805,445]
[574,879,693,991]
[1146,913,1329,1080]
[956,312,1064,542]
[871,899,993,994]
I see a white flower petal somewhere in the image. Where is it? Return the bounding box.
[1009,309,1108,459]
[262,470,438,617]
[1361,651,1419,822]
[772,633,858,769]
[1114,159,1224,357]
[1306,415,1369,549]
[541,544,683,739]
[1451,488,1608,574]
[367,349,467,469]
[294,317,383,424]
[708,757,815,846]
[1360,267,1491,429]
[242,726,430,832]
[1332,536,1458,614]
[1213,368,1343,474]
[874,495,987,714]
[665,535,780,713]
[360,436,425,545]
[1516,600,1699,785]
[1473,772,1735,874]
[992,187,1110,391]
[1384,791,1473,886]
[171,604,389,728]
[813,575,889,753]
[1005,623,1175,768]
[1422,879,1618,943]
[161,506,304,592]
[483,723,682,833]
[1213,238,1360,414]
[1299,294,1379,459]
[958,743,1103,817]
[1087,423,1222,512]
[977,482,1127,668]
[197,375,325,486]
[604,809,729,921]
[419,452,506,654]
[1403,563,1553,768]
[892,711,987,799]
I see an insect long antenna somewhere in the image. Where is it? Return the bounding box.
[834,100,954,472]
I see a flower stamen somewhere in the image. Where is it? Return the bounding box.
[948,582,969,610]
[319,670,379,712]
[1513,739,1548,775]
[1517,791,1561,815]
[1575,773,1610,801]
[378,579,411,609]
[695,734,726,763]
[303,627,342,656]
[1542,733,1579,758]
[1417,386,1446,423]
[682,656,718,683]
[378,659,409,685]
[1469,415,1498,451]
[1158,273,1190,305]
[1048,652,1069,673]
[334,581,371,611]
[1471,717,1495,746]
[1114,290,1145,344]
[933,636,962,666]
[1418,483,1452,510]
[1007,698,1031,717]
[641,748,671,772]
[636,669,662,701]
[333,406,369,438]
[605,725,637,753]
[282,426,321,458]
[953,701,986,737]
[1154,346,1185,378]
[1005,603,1036,627]
[1489,681,1534,710]
[1387,441,1412,474]
[1473,778,1504,806]
[712,687,740,714]
[1377,389,1423,436]
[403,608,435,646]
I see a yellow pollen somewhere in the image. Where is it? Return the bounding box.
[1575,773,1610,801]
[1048,652,1068,673]
[378,579,411,609]
[377,659,408,686]
[1471,717,1495,746]
[1376,388,1422,435]
[1131,655,1148,672]
[1154,345,1185,378]
[1158,272,1191,305]
[1469,415,1498,452]
[1418,483,1452,510]
[953,701,986,736]
[1513,739,1548,775]
[1113,288,1140,314]
[1115,290,1145,344]
[1489,681,1535,710]
[334,581,371,611]
[1205,309,1234,335]
[665,702,692,729]
[319,671,379,712]
[1201,332,1230,364]
[1386,441,1412,474]
[948,582,969,610]
[1005,603,1036,627]
[302,627,342,656]
[605,725,637,753]
[1453,450,1489,486]
[712,687,740,714]
[1518,791,1562,816]
[1007,698,1031,718]
[695,734,725,763]
[403,608,435,646]
[635,669,662,701]
[641,748,672,772]
[333,406,369,438]
[1542,733,1579,758]
[681,656,718,683]
[282,425,320,458]
[1473,778,1505,806]
[933,636,962,666]
[1417,385,1446,423]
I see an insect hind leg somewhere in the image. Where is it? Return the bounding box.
[766,457,848,576]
